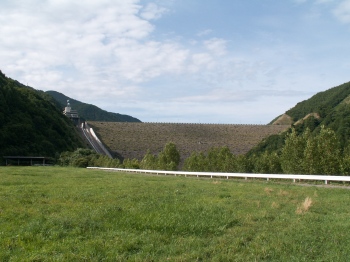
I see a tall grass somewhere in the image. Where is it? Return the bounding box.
[1,166,350,261]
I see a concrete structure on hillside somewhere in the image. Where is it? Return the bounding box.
[63,100,80,126]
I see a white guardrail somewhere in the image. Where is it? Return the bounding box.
[87,167,350,185]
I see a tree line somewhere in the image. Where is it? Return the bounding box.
[59,125,350,175]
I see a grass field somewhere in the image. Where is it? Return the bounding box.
[1,166,350,261]
[88,122,289,161]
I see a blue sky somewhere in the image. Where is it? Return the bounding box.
[1,0,350,123]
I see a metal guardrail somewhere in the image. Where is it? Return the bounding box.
[87,167,350,185]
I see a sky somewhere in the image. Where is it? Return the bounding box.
[1,0,350,124]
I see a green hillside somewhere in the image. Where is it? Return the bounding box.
[46,91,141,122]
[252,81,350,155]
[0,70,85,164]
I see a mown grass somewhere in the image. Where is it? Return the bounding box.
[1,166,350,261]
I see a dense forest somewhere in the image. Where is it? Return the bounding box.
[0,70,85,164]
[46,91,141,122]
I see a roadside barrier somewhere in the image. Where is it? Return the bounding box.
[87,167,350,185]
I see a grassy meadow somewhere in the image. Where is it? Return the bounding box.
[1,167,350,261]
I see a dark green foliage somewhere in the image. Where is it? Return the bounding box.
[247,133,286,157]
[137,142,181,171]
[183,126,348,175]
[253,81,350,158]
[0,70,84,164]
[58,148,121,168]
[140,150,157,170]
[157,142,181,170]
[123,158,141,169]
[253,151,282,174]
[61,142,181,170]
[46,90,141,122]
[183,147,239,173]
[303,126,341,175]
[286,81,350,121]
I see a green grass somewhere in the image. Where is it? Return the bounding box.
[1,167,350,261]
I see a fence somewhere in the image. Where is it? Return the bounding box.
[86,167,350,185]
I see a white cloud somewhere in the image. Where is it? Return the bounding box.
[1,0,348,123]
[204,38,227,56]
[333,0,350,23]
[140,3,168,20]
[0,0,227,99]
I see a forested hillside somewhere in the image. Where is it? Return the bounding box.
[252,81,350,155]
[0,70,85,164]
[285,82,350,121]
[46,91,141,122]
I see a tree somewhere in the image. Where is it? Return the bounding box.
[254,151,282,174]
[341,145,350,175]
[183,152,206,171]
[140,150,157,170]
[280,128,310,174]
[157,142,181,171]
[123,158,140,169]
[218,147,236,172]
[304,126,341,175]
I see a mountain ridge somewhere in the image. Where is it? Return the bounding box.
[250,81,350,155]
[46,90,141,123]
[0,70,85,164]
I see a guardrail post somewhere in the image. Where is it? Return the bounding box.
[87,168,350,186]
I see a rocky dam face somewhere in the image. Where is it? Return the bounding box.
[88,122,289,161]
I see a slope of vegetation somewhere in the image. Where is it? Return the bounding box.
[88,122,289,161]
[0,70,85,164]
[285,81,350,121]
[254,81,350,155]
[46,90,141,122]
[1,166,350,261]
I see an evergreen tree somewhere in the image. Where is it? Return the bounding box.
[280,128,310,174]
[254,151,282,174]
[140,150,157,170]
[304,126,341,175]
[157,142,180,170]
